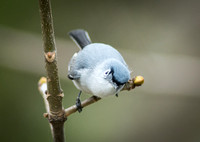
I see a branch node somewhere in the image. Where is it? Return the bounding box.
[46,93,51,99]
[44,51,56,62]
[48,110,67,123]
[47,77,51,82]
[43,113,49,118]
[57,93,64,98]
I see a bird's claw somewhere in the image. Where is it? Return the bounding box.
[76,97,82,113]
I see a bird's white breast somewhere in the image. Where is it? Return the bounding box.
[72,68,117,98]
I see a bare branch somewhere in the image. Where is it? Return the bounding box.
[65,96,101,117]
[38,0,66,141]
[64,76,144,117]
[39,0,63,113]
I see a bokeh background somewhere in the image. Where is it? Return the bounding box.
[0,0,200,142]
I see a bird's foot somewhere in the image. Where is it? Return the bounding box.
[76,97,82,113]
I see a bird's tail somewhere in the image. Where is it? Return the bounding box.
[69,29,92,49]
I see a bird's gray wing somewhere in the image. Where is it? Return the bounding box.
[68,53,81,80]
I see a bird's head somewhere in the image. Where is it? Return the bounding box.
[101,59,131,90]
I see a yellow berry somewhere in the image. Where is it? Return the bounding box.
[134,76,144,86]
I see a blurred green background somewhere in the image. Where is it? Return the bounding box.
[0,0,200,142]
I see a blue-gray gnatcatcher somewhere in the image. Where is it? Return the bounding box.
[68,29,131,112]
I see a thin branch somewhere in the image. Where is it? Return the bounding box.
[64,76,144,117]
[65,96,101,117]
[38,0,66,142]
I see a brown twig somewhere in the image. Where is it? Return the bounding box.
[65,96,101,117]
[63,76,144,117]
[38,0,66,141]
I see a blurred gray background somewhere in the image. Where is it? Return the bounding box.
[0,0,200,142]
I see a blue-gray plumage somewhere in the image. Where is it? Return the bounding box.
[68,29,131,98]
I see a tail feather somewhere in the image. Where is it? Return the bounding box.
[69,29,92,49]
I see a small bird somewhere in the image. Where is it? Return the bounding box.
[68,29,131,112]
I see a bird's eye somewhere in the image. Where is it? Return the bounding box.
[104,69,110,75]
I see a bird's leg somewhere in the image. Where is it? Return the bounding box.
[76,91,82,112]
[115,93,118,97]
